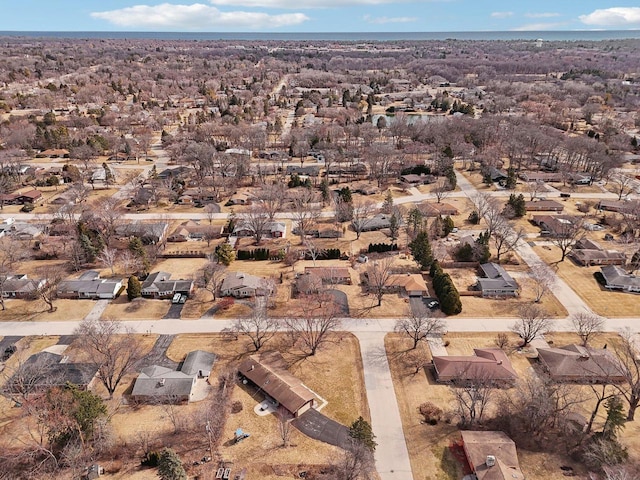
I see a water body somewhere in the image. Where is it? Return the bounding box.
[2,31,640,41]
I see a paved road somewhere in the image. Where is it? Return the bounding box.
[356,331,413,480]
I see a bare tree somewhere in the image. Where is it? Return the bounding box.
[529,263,553,303]
[233,297,277,351]
[291,189,321,241]
[510,304,551,347]
[432,178,452,203]
[571,312,604,347]
[304,239,326,267]
[276,406,294,448]
[351,199,377,240]
[451,376,496,427]
[549,217,585,262]
[73,317,144,398]
[204,203,218,224]
[609,171,634,200]
[491,222,525,262]
[335,439,376,480]
[97,247,118,276]
[524,180,546,201]
[0,236,30,310]
[197,261,226,301]
[258,183,286,222]
[285,292,342,356]
[611,329,640,420]
[365,257,394,307]
[242,204,271,245]
[34,266,65,313]
[395,304,445,349]
[1,354,64,402]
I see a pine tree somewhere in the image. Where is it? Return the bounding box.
[409,231,433,271]
[127,275,141,301]
[157,448,187,480]
[507,193,526,218]
[603,396,626,440]
[349,416,377,451]
[216,243,236,266]
[381,190,394,214]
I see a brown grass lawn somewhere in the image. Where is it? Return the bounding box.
[533,245,639,317]
[102,332,367,479]
[447,267,568,318]
[385,332,590,480]
[101,296,170,321]
[0,298,96,322]
[153,257,209,279]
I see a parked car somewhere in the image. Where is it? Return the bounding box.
[179,295,187,304]
[172,293,182,304]
[427,300,439,309]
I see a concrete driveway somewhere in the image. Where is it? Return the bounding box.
[135,334,178,369]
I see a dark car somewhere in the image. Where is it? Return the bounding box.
[2,345,17,361]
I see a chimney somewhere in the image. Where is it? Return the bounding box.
[486,455,496,467]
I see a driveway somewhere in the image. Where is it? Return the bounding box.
[164,303,185,319]
[326,289,349,316]
[135,334,178,369]
[355,331,413,479]
[292,409,351,449]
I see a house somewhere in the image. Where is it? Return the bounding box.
[568,172,592,185]
[5,351,99,393]
[421,202,459,217]
[600,265,640,293]
[303,266,352,285]
[0,221,46,240]
[115,222,168,245]
[597,199,637,214]
[2,189,45,205]
[475,263,518,297]
[37,148,69,158]
[232,221,286,239]
[141,272,194,299]
[157,166,192,180]
[238,352,316,417]
[180,187,218,204]
[537,345,625,383]
[525,200,564,212]
[432,348,518,384]
[400,173,436,185]
[460,431,525,480]
[167,221,221,242]
[518,171,563,183]
[286,165,320,176]
[131,350,216,403]
[384,273,429,297]
[530,214,580,237]
[57,271,122,299]
[570,240,626,266]
[227,192,251,205]
[1,274,45,298]
[486,167,508,183]
[220,272,271,298]
[352,213,398,232]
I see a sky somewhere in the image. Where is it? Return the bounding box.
[3,1,640,32]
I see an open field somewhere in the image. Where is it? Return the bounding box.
[101,296,171,321]
[533,245,639,317]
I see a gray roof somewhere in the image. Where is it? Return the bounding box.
[2,274,42,295]
[180,350,216,376]
[131,367,194,398]
[601,265,640,289]
[141,271,193,295]
[537,345,625,382]
[6,352,99,392]
[477,263,518,292]
[220,272,264,292]
[57,272,121,296]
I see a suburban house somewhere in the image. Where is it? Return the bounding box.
[238,352,316,417]
[597,199,638,214]
[220,272,272,298]
[115,222,169,245]
[460,431,525,480]
[599,265,640,293]
[384,273,429,297]
[0,189,43,206]
[537,345,625,383]
[421,202,459,217]
[179,187,218,204]
[233,221,286,239]
[141,272,194,299]
[474,263,518,297]
[0,219,46,240]
[352,213,402,233]
[530,215,580,237]
[37,148,69,158]
[432,348,518,384]
[1,274,45,298]
[131,350,215,404]
[57,271,123,300]
[400,173,436,185]
[524,199,564,212]
[5,351,99,393]
[303,266,352,285]
[570,239,626,266]
[227,192,251,205]
[518,171,563,183]
[167,220,221,242]
[568,172,592,185]
[486,167,508,183]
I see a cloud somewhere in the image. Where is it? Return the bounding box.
[91,3,309,29]
[511,22,567,31]
[210,0,420,6]
[363,14,417,24]
[524,12,560,19]
[491,11,514,19]
[579,7,640,27]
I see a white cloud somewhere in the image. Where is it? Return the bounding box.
[210,0,418,6]
[511,22,567,31]
[363,14,417,24]
[524,12,560,19]
[91,3,308,29]
[491,11,514,19]
[579,7,640,27]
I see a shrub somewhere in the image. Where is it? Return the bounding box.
[141,450,160,467]
[231,401,243,414]
[419,402,443,424]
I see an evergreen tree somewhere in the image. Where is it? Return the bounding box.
[349,416,377,451]
[468,210,480,225]
[445,166,457,189]
[216,243,236,266]
[505,166,517,189]
[442,216,455,236]
[388,213,400,243]
[507,193,526,217]
[409,231,433,271]
[603,396,626,440]
[157,448,187,480]
[127,275,141,300]
[381,190,394,214]
[128,237,150,273]
[338,186,352,203]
